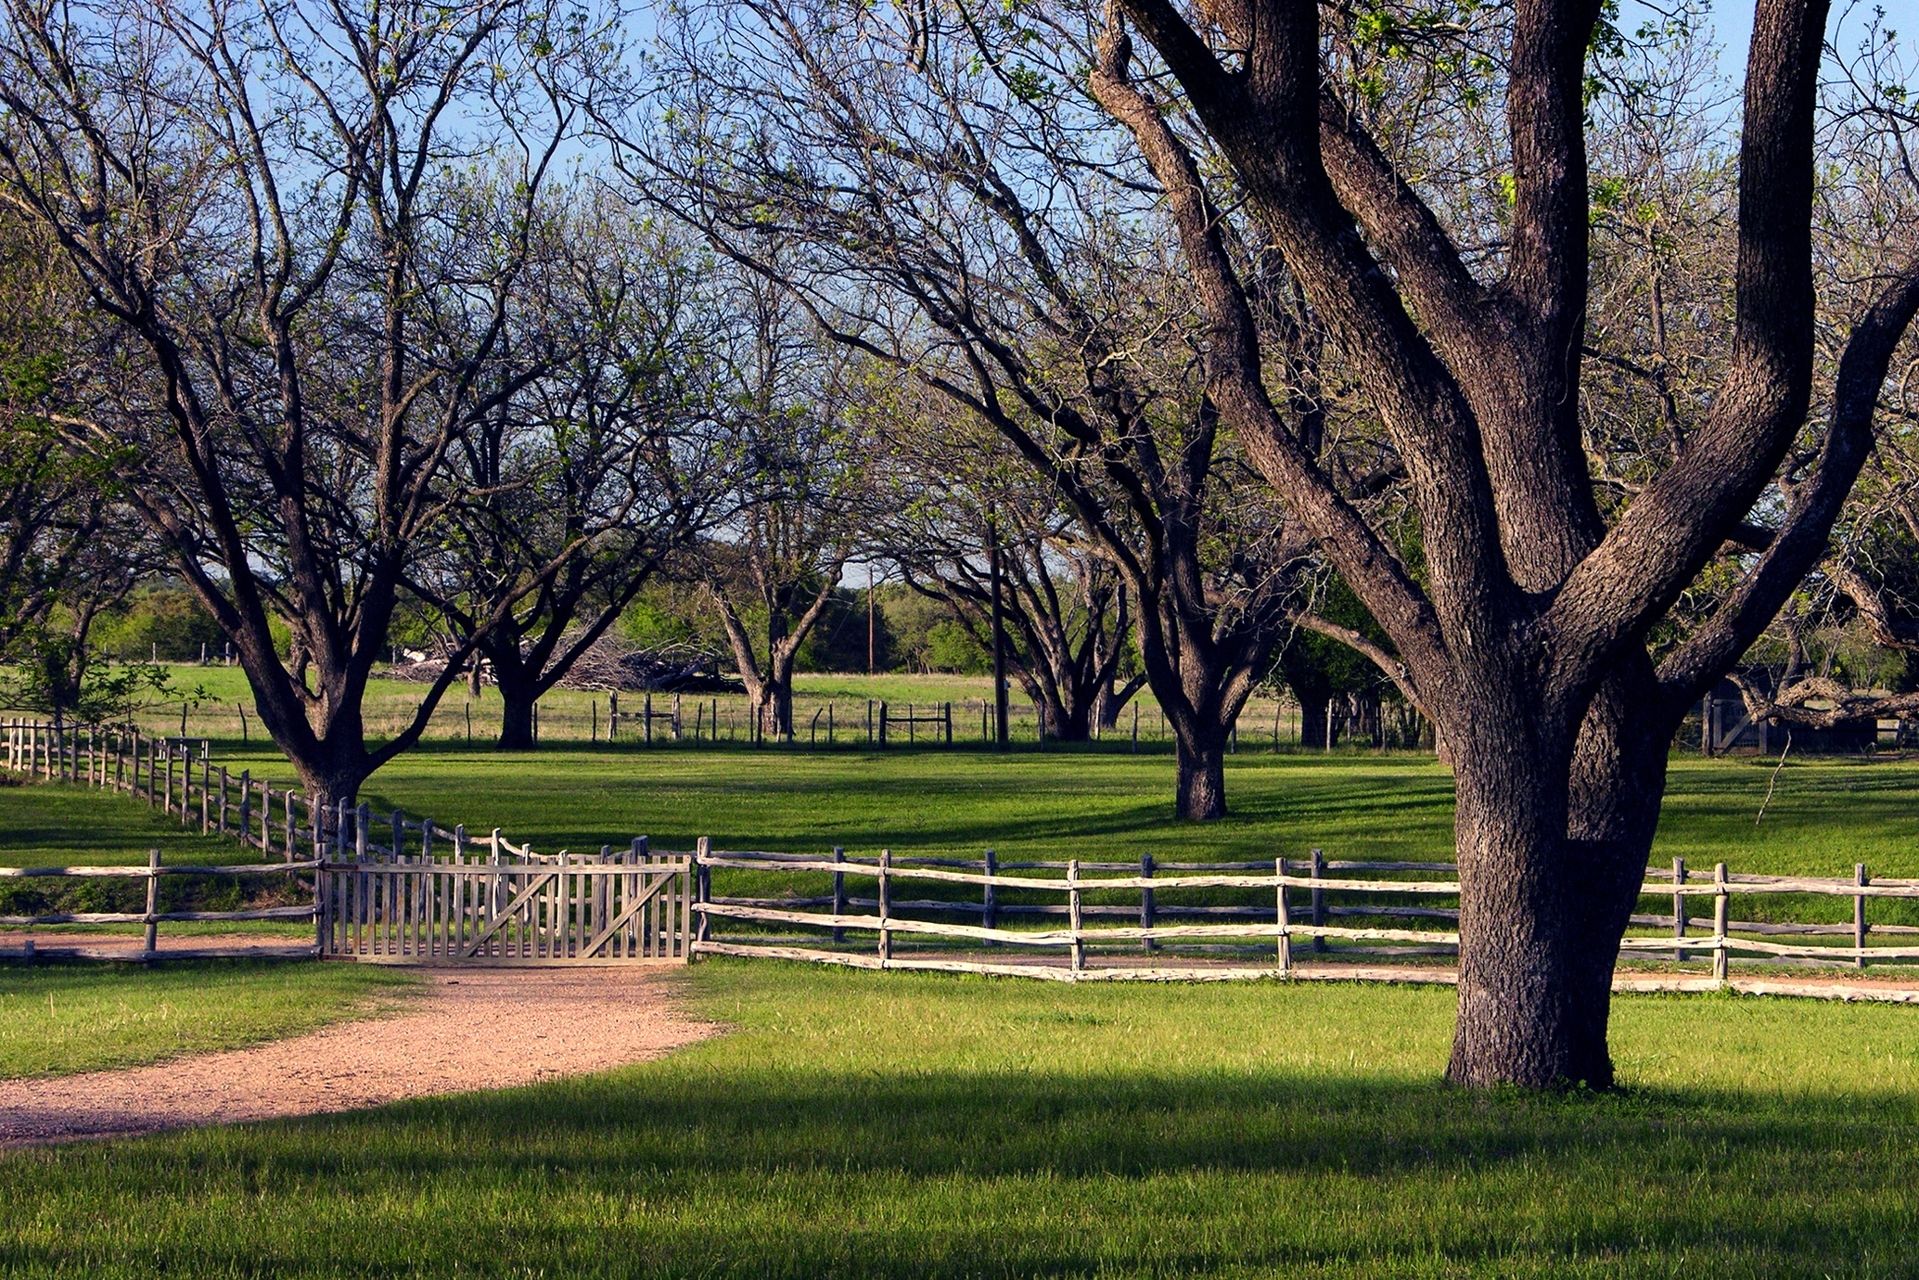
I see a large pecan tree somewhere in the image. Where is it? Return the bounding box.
[1092,0,1919,1085]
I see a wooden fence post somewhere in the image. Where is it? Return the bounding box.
[1068,859,1085,972]
[878,701,888,748]
[1673,857,1689,963]
[1140,853,1156,953]
[218,766,230,835]
[983,849,998,945]
[1310,848,1327,954]
[199,752,211,832]
[143,848,161,961]
[314,840,328,954]
[877,848,892,964]
[695,836,712,946]
[831,846,847,943]
[1855,862,1869,971]
[1276,856,1292,974]
[1131,704,1139,753]
[1712,862,1729,983]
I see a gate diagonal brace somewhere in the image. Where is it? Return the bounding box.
[461,870,559,958]
[579,871,679,957]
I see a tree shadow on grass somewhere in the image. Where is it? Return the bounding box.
[0,1061,1910,1277]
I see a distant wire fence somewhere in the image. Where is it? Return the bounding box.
[7,722,1917,991]
[99,664,1422,753]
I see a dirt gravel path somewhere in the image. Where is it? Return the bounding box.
[0,967,717,1148]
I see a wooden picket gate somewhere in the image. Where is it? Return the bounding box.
[320,847,692,965]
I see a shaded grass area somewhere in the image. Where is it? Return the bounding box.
[0,777,316,922]
[0,960,416,1080]
[1,962,1915,1276]
[0,776,228,868]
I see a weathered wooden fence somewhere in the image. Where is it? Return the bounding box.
[8,720,1913,985]
[2,721,692,966]
[4,717,362,861]
[0,850,320,962]
[687,849,1919,981]
[319,840,690,964]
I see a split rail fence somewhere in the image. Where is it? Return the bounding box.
[687,849,1919,981]
[8,719,1917,986]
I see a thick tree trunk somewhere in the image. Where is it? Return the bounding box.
[1445,668,1666,1090]
[1298,692,1330,750]
[1172,723,1227,820]
[288,736,376,813]
[764,679,794,739]
[1033,687,1093,742]
[491,657,537,751]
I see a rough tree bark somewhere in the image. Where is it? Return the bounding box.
[1095,0,1919,1085]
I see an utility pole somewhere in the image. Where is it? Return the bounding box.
[988,510,1009,750]
[867,565,876,675]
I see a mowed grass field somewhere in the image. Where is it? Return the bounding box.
[0,748,1917,1273]
[189,743,1919,880]
[125,666,1293,747]
[0,962,416,1079]
[0,962,1915,1277]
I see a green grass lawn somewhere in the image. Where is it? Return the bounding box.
[0,960,416,1080]
[11,744,1917,936]
[110,664,1303,747]
[185,744,1918,880]
[0,775,246,868]
[0,960,1913,1277]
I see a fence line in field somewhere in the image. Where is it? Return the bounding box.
[1,720,691,964]
[685,848,1919,982]
[0,848,321,962]
[7,720,1915,990]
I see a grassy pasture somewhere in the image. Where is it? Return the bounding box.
[174,745,1914,880]
[121,666,1259,747]
[0,961,416,1080]
[0,735,1915,1273]
[6,744,1917,936]
[0,961,1915,1276]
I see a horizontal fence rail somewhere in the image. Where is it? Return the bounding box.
[8,721,1915,988]
[2,721,692,967]
[0,848,319,962]
[686,849,1919,982]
